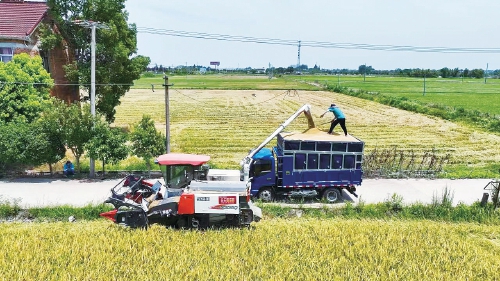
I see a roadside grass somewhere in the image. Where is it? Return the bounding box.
[0,198,113,221]
[0,196,21,218]
[26,204,114,221]
[257,200,500,225]
[2,196,499,225]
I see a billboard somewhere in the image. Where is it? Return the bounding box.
[210,61,220,66]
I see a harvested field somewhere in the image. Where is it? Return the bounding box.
[114,89,500,171]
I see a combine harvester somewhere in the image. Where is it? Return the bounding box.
[100,154,261,229]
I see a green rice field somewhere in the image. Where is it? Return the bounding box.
[298,75,500,116]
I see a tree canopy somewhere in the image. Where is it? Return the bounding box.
[85,120,129,174]
[130,115,166,173]
[0,54,53,123]
[46,0,150,122]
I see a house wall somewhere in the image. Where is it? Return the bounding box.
[1,33,79,104]
[47,44,79,103]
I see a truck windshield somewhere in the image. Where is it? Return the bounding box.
[250,159,272,177]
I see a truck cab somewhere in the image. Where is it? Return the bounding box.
[248,148,276,200]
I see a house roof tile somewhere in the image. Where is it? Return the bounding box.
[0,1,48,40]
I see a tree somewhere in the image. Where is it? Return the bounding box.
[0,120,63,173]
[45,0,150,122]
[61,103,94,173]
[470,69,485,79]
[0,121,31,172]
[35,104,68,174]
[358,65,374,75]
[0,54,53,123]
[130,115,165,174]
[463,68,470,77]
[85,120,129,174]
[451,67,460,78]
[439,67,450,78]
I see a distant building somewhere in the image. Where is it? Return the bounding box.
[0,0,79,103]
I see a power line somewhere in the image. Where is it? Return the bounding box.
[137,27,500,54]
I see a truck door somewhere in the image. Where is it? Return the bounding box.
[249,159,275,190]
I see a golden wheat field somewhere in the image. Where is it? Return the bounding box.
[113,89,500,170]
[1,219,499,280]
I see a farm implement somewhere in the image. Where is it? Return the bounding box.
[100,153,262,229]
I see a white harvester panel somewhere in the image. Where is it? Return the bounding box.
[194,193,240,214]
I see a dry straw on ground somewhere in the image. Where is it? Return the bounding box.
[114,89,500,169]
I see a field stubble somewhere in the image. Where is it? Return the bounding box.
[114,89,500,173]
[1,219,499,280]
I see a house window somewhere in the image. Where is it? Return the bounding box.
[0,48,13,63]
[39,50,50,73]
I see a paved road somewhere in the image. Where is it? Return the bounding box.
[0,177,494,208]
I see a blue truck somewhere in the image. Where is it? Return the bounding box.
[240,104,364,203]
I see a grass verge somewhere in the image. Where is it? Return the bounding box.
[258,201,500,225]
[1,196,499,225]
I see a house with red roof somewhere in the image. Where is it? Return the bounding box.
[0,0,78,103]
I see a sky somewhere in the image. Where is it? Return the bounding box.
[125,0,500,70]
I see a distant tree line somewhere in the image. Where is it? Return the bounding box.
[146,63,496,79]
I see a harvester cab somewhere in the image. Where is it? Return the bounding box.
[156,153,210,190]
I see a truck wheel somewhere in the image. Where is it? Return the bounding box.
[322,188,342,203]
[258,187,275,202]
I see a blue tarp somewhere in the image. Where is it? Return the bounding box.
[252,148,273,160]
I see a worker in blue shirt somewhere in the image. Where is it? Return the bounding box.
[320,103,348,136]
[64,160,75,176]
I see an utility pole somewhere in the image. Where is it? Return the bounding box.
[297,40,301,72]
[485,63,488,84]
[423,74,426,96]
[73,20,108,178]
[163,75,173,153]
[363,63,366,82]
